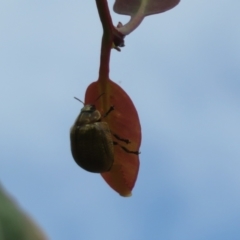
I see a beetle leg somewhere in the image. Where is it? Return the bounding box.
[113,141,140,155]
[113,134,131,144]
[103,106,115,118]
[121,146,140,155]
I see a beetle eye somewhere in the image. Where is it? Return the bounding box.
[90,105,96,111]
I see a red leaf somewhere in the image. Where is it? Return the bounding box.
[114,0,180,16]
[113,0,180,35]
[85,79,141,196]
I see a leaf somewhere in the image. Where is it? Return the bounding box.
[114,0,180,16]
[85,79,141,197]
[113,0,180,35]
[0,184,47,240]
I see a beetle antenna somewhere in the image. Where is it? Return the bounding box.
[94,93,105,103]
[74,93,104,106]
[74,97,85,105]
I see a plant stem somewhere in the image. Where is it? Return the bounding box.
[95,0,114,80]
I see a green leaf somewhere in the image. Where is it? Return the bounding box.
[0,184,47,240]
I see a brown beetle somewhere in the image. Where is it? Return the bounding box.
[70,97,115,173]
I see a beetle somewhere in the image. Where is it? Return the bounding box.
[70,96,140,173]
[70,96,115,173]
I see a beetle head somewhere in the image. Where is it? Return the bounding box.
[74,95,103,125]
[79,105,101,124]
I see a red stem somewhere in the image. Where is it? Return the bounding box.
[95,0,114,80]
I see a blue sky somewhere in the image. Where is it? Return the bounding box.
[1,0,240,239]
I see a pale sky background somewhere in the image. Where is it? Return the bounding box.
[1,0,240,239]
